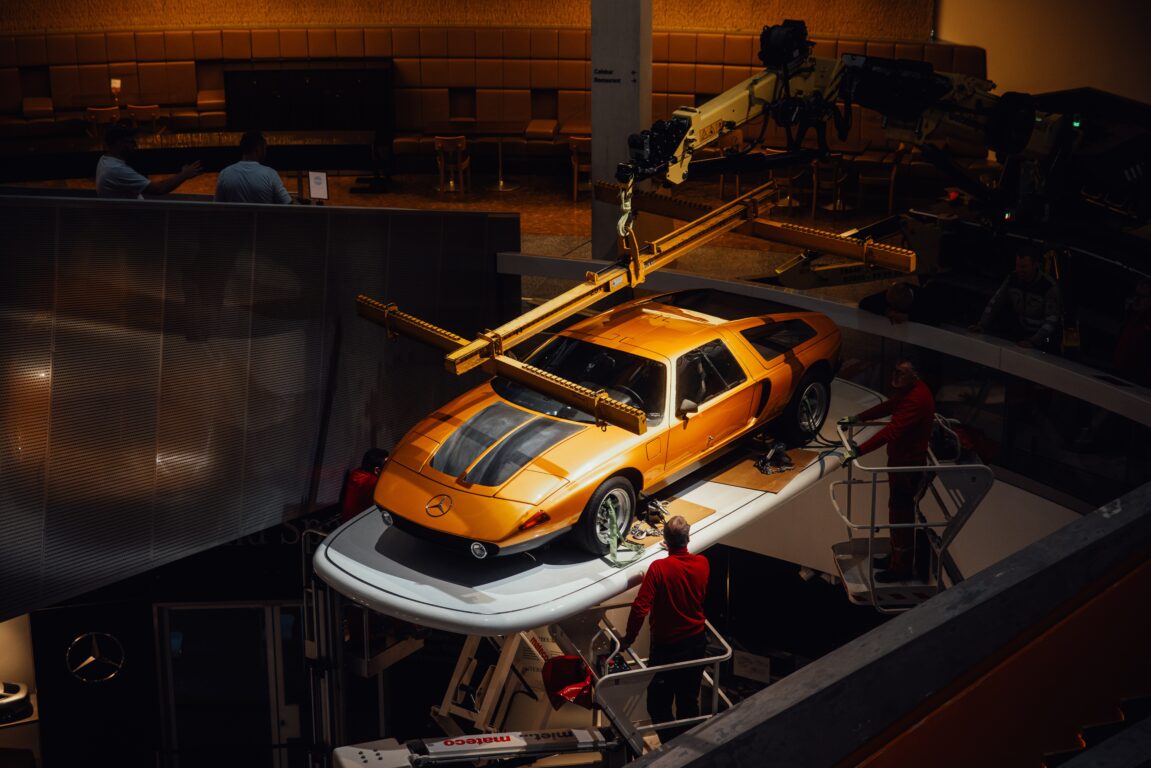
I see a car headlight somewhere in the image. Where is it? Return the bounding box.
[469,541,490,559]
[379,508,394,527]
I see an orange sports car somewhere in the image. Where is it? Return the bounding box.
[374,288,841,559]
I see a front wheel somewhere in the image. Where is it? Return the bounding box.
[775,370,831,446]
[573,476,635,556]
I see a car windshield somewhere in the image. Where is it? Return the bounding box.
[492,337,667,426]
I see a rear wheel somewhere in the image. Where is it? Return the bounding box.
[775,370,831,446]
[573,476,635,555]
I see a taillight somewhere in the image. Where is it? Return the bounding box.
[518,511,551,531]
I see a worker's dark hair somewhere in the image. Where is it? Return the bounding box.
[664,515,690,549]
[239,130,267,155]
[361,448,388,472]
[894,357,920,380]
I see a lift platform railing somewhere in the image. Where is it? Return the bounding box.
[829,416,995,612]
[550,604,733,755]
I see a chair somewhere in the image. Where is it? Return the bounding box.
[434,135,471,193]
[126,104,164,135]
[854,145,907,215]
[85,105,121,138]
[715,129,745,199]
[811,154,849,219]
[569,136,592,202]
[766,151,809,216]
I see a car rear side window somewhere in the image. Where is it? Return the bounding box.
[676,339,746,407]
[740,320,816,361]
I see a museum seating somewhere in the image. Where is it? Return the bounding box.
[0,27,986,172]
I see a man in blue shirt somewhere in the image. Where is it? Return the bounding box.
[215,131,292,204]
[96,123,202,199]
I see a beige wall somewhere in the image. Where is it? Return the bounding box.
[936,0,1151,104]
[1,0,932,39]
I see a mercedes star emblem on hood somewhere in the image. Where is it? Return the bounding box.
[425,494,452,517]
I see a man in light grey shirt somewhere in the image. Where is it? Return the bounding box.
[215,131,292,204]
[96,123,202,198]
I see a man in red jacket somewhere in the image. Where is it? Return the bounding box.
[844,359,935,582]
[620,515,709,743]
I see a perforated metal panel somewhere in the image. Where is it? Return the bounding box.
[0,195,519,620]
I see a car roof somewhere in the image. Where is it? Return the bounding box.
[562,289,814,355]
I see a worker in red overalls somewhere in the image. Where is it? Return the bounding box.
[843,359,935,582]
[340,448,388,523]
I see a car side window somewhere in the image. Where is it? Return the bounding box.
[740,320,816,362]
[676,339,746,408]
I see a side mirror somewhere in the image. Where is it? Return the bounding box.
[676,399,699,419]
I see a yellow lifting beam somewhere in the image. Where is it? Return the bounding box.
[355,180,778,434]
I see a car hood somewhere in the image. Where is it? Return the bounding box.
[391,390,600,501]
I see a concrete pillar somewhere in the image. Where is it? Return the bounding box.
[590,0,652,262]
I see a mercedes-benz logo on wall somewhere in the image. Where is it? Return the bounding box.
[66,632,125,683]
[425,494,452,517]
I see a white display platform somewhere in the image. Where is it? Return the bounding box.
[313,379,882,634]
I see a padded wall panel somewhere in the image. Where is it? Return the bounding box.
[419,28,448,57]
[556,60,586,90]
[723,34,753,66]
[503,59,530,89]
[392,28,420,57]
[530,29,558,59]
[475,58,502,88]
[419,88,450,125]
[420,58,449,88]
[447,28,475,58]
[667,32,695,63]
[307,29,337,59]
[193,30,223,60]
[15,36,47,67]
[448,58,475,88]
[76,63,113,107]
[137,62,168,105]
[47,66,80,110]
[722,65,752,91]
[652,32,669,63]
[76,34,107,64]
[335,28,364,58]
[652,63,668,93]
[557,29,585,59]
[279,29,308,59]
[135,32,165,61]
[166,61,197,104]
[393,58,421,87]
[696,64,723,95]
[530,59,557,89]
[696,33,724,64]
[165,31,194,60]
[363,29,391,57]
[222,30,252,60]
[46,35,77,65]
[503,29,531,58]
[393,87,422,130]
[475,29,502,58]
[0,36,16,68]
[251,29,280,59]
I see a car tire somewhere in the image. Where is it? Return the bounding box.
[775,370,831,446]
[573,476,636,555]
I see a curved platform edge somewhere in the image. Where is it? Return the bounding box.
[313,379,883,634]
